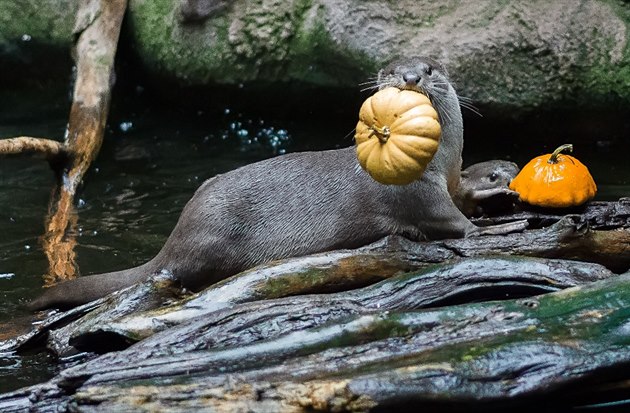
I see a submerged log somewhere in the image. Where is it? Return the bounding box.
[3,270,630,411]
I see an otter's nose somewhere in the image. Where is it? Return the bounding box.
[403,72,420,85]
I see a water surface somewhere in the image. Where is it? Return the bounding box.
[0,85,628,393]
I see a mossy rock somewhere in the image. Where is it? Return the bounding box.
[0,0,77,86]
[126,0,630,112]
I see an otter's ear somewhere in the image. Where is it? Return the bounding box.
[461,170,470,178]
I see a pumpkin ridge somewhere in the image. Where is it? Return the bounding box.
[384,141,423,170]
[509,144,597,208]
[392,135,439,160]
[389,103,438,123]
[390,117,442,140]
[354,87,441,185]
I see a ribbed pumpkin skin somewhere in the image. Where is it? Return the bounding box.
[509,152,597,208]
[355,87,441,185]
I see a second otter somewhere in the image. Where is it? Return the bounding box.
[30,57,527,310]
[456,160,520,217]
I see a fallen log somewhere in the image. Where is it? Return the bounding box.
[53,214,630,347]
[3,212,628,357]
[3,270,630,411]
[472,199,630,230]
[65,256,613,354]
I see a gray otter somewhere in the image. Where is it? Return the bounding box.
[455,160,520,217]
[29,57,527,310]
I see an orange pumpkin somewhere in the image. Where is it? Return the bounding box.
[509,144,597,208]
[355,87,441,185]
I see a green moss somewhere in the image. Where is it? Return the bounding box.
[286,4,376,87]
[258,268,334,298]
[127,0,375,88]
[322,314,413,349]
[0,0,76,47]
[577,1,630,106]
[0,0,76,86]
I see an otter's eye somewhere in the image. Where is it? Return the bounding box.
[489,172,498,182]
[426,66,433,76]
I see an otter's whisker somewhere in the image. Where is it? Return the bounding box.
[458,96,483,117]
[360,85,380,92]
[344,128,357,141]
[358,79,379,87]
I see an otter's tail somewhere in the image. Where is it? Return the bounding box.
[28,262,155,311]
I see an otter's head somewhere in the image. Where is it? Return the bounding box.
[377,57,458,123]
[461,161,519,191]
[378,57,448,91]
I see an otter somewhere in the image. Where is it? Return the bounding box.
[455,160,520,217]
[29,57,527,311]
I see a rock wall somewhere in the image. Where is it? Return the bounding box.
[1,0,628,112]
[125,0,630,111]
[0,0,77,86]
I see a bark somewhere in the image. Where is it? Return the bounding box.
[1,203,627,411]
[3,271,630,412]
[66,256,612,356]
[41,0,127,285]
[4,207,627,356]
[0,137,66,161]
[472,199,630,231]
[63,212,630,345]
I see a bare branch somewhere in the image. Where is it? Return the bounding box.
[0,137,66,161]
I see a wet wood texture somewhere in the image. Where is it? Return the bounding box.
[0,201,628,410]
[0,137,66,161]
[41,0,128,285]
[2,268,630,412]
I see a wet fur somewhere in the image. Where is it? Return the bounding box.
[30,57,526,310]
[456,160,520,217]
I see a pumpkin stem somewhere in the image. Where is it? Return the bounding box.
[548,144,573,164]
[369,125,391,143]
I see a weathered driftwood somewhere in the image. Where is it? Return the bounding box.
[0,208,626,410]
[64,256,613,354]
[3,270,630,412]
[66,256,613,357]
[3,210,627,356]
[47,271,183,356]
[50,238,431,349]
[0,272,181,355]
[55,213,630,346]
[472,199,630,230]
[0,137,66,162]
[41,0,128,286]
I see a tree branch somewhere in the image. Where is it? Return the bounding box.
[0,136,66,161]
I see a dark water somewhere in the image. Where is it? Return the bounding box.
[0,85,628,393]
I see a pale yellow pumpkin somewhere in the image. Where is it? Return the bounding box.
[355,87,441,185]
